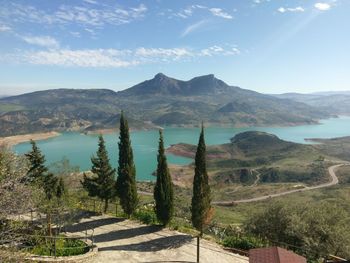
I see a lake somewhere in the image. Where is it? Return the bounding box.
[14,116,350,181]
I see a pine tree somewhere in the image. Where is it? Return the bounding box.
[81,135,116,213]
[154,130,174,226]
[191,124,212,235]
[116,112,138,217]
[25,140,48,184]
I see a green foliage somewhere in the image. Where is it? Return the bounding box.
[25,140,48,184]
[154,130,174,226]
[81,135,116,213]
[239,169,255,185]
[222,235,268,250]
[259,162,326,184]
[245,201,350,260]
[25,141,67,237]
[260,168,280,183]
[116,112,138,217]
[191,125,212,235]
[30,237,89,257]
[25,140,65,201]
[133,209,157,225]
[43,173,65,201]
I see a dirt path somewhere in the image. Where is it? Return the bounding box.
[66,215,248,263]
[213,164,347,205]
[250,169,260,187]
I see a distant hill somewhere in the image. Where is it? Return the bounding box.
[167,131,327,185]
[168,131,298,160]
[0,73,330,136]
[273,92,350,115]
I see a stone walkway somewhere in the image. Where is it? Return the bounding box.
[66,214,248,263]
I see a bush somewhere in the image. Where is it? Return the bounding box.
[132,209,157,225]
[222,235,268,250]
[30,237,89,257]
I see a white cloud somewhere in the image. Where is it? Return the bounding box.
[70,31,81,38]
[200,45,240,56]
[278,6,305,13]
[0,24,11,32]
[0,3,147,29]
[83,0,97,4]
[22,49,137,68]
[135,47,192,60]
[253,0,271,5]
[21,36,60,48]
[7,45,240,68]
[209,8,233,19]
[314,3,331,11]
[176,5,233,20]
[181,20,207,37]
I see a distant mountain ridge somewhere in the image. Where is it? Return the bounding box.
[0,73,331,136]
[118,73,234,96]
[273,91,350,115]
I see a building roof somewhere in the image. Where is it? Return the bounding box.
[249,247,307,263]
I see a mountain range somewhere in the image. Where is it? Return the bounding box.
[273,92,350,115]
[0,73,332,136]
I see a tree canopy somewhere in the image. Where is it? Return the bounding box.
[116,112,138,217]
[245,201,350,260]
[82,135,116,213]
[154,130,174,226]
[191,125,212,235]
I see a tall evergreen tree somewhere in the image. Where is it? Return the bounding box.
[116,112,138,217]
[191,124,212,235]
[81,135,116,213]
[25,141,66,236]
[154,130,174,226]
[25,140,48,184]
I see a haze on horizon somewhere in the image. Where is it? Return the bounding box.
[0,0,349,96]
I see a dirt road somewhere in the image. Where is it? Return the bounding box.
[213,164,347,205]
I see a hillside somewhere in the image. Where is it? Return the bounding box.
[0,74,330,136]
[167,131,328,188]
[274,92,350,115]
[310,136,350,161]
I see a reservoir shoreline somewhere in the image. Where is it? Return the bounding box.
[0,131,60,147]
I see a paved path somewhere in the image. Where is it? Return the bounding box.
[66,215,248,263]
[213,164,347,205]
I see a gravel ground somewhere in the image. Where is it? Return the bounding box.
[66,214,248,263]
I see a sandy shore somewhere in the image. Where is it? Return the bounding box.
[0,131,60,147]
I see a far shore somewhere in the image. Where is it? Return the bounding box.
[0,131,61,147]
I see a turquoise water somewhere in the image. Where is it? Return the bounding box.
[14,116,350,181]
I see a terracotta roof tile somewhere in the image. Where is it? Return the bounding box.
[249,247,307,263]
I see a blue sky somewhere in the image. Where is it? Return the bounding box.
[0,0,349,95]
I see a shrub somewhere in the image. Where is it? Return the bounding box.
[222,235,268,250]
[132,209,156,225]
[30,237,89,257]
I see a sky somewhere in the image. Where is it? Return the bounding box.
[0,0,349,95]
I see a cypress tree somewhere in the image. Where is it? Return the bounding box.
[25,140,48,184]
[116,112,138,217]
[81,135,116,213]
[191,124,212,235]
[154,130,174,226]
